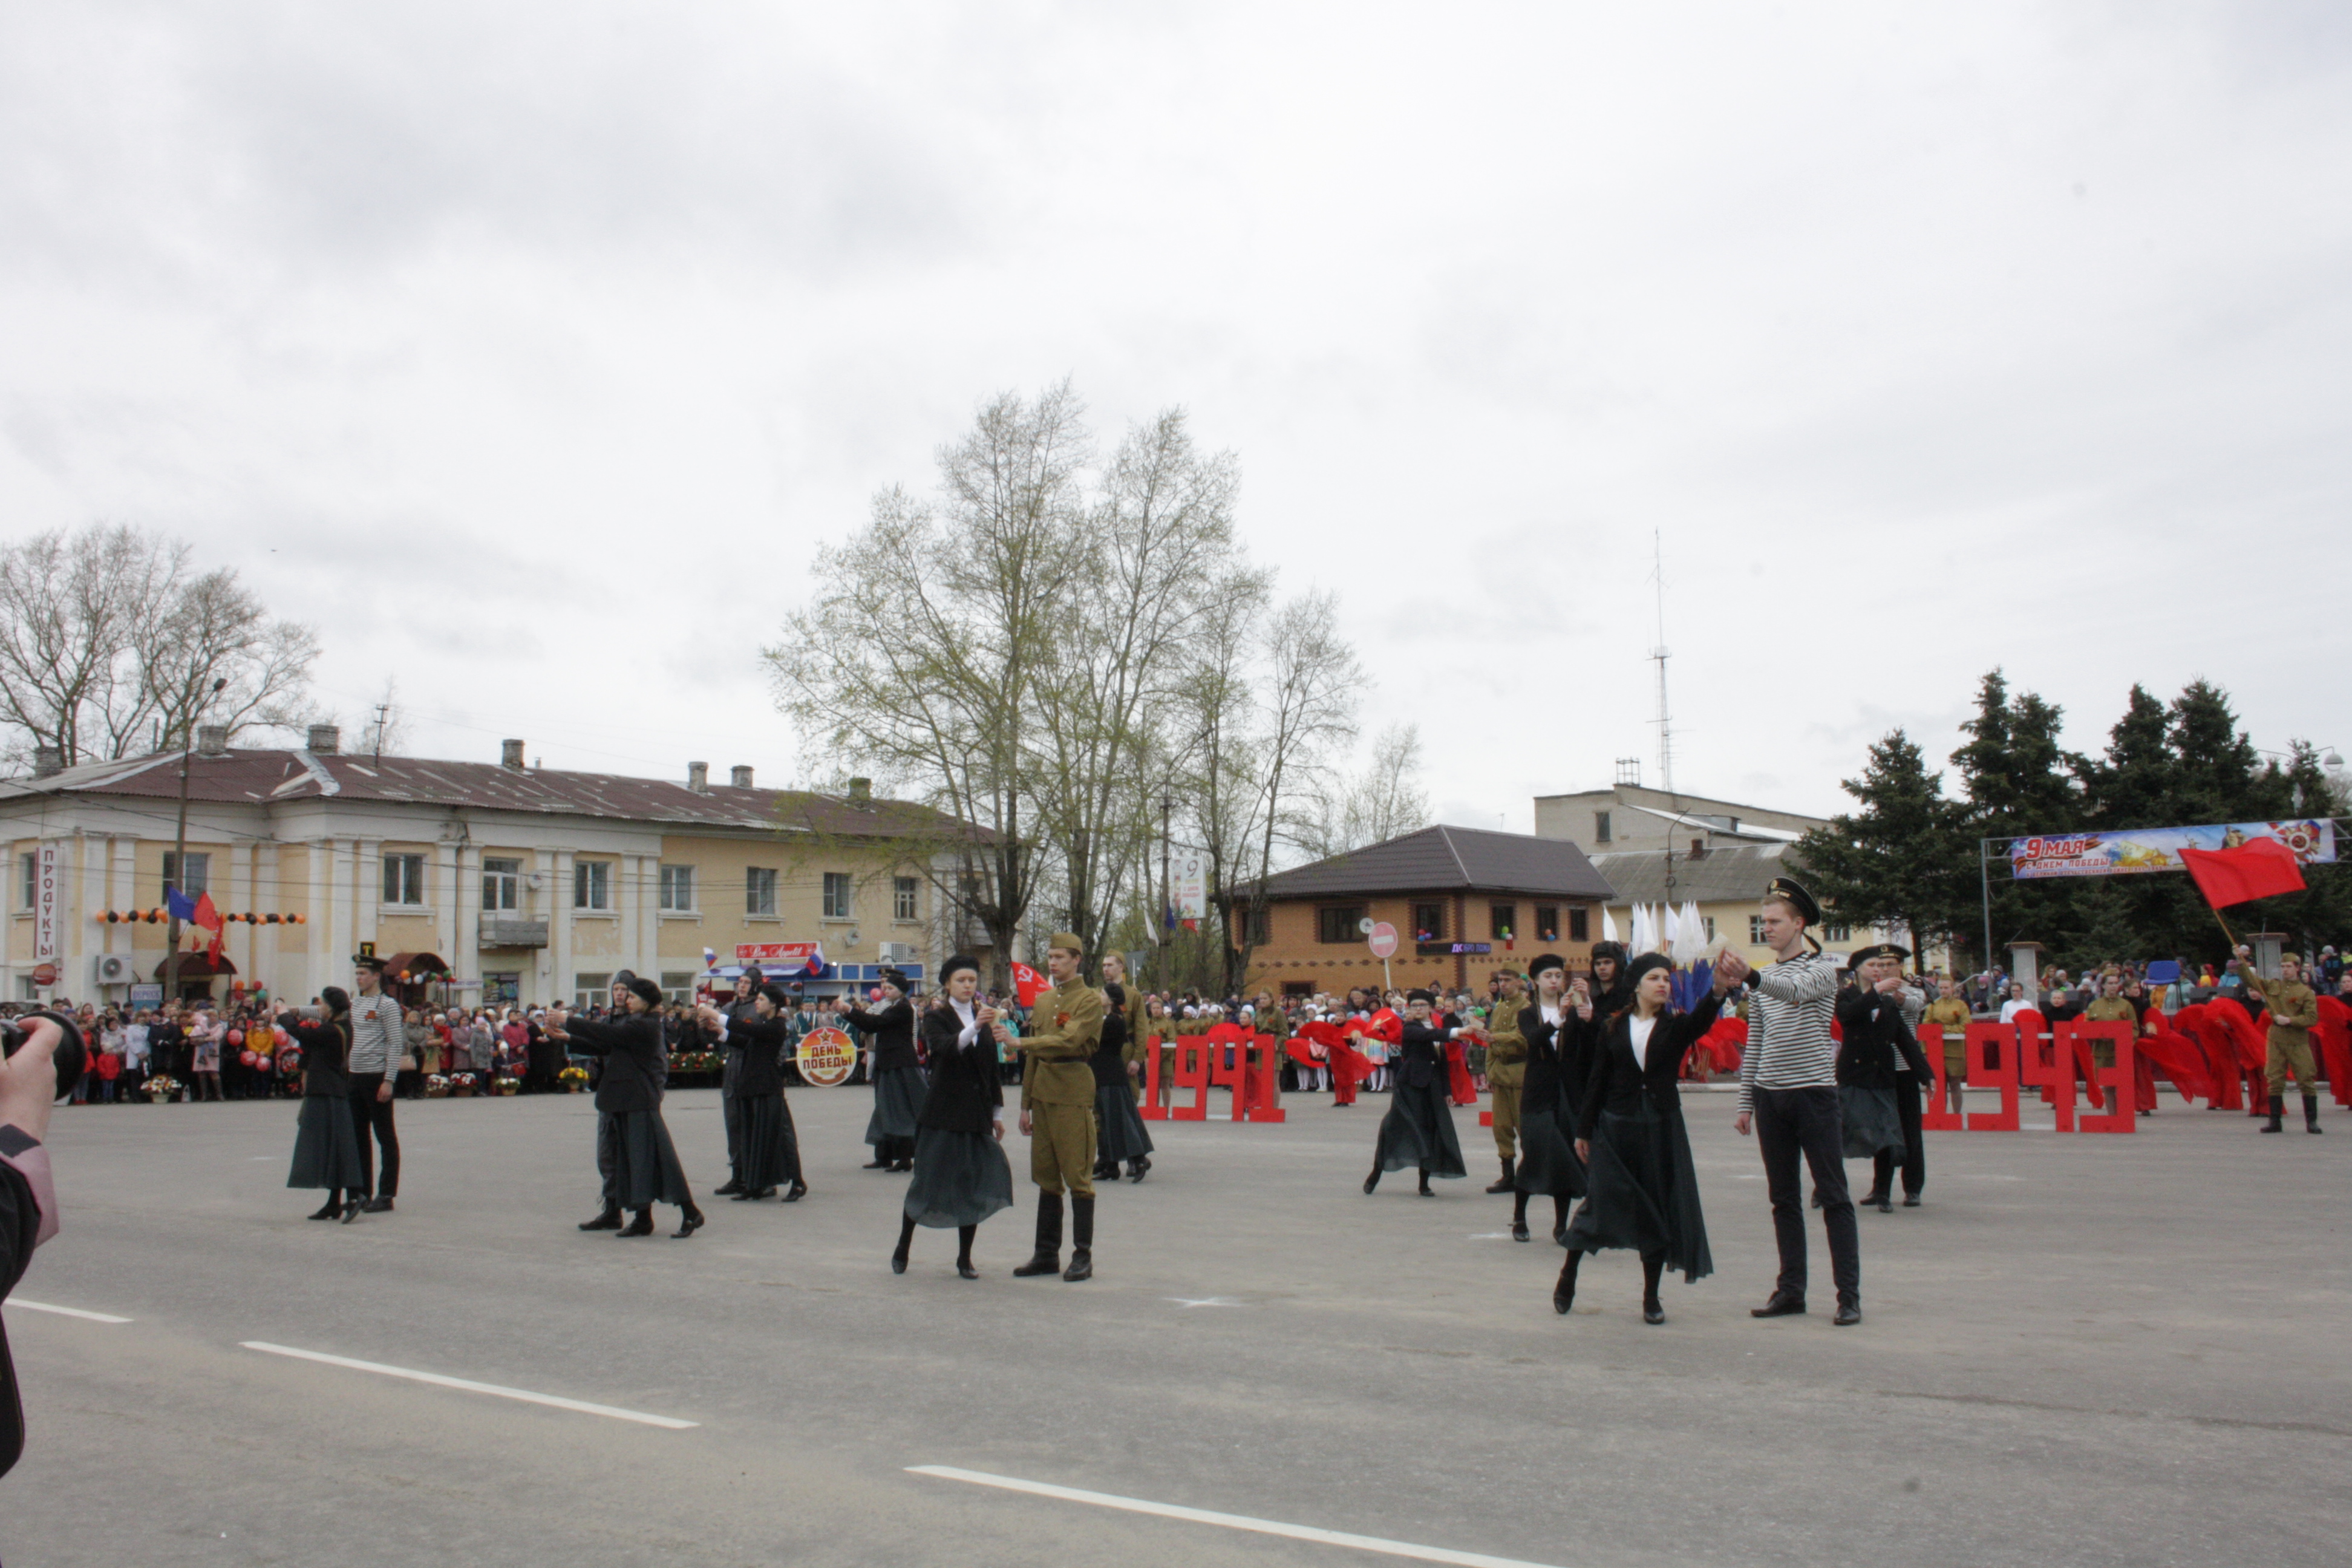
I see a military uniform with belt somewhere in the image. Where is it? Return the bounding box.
[1482,970,1528,1191]
[1920,988,1971,1113]
[2237,953,2323,1135]
[1010,933,1106,1281]
[2082,973,2138,1114]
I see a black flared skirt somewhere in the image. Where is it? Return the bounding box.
[1373,1079,1468,1177]
[1513,1102,1587,1198]
[903,1125,1015,1229]
[1563,1101,1712,1283]
[604,1108,693,1209]
[1840,1085,1905,1160]
[864,1065,927,1146]
[1094,1084,1155,1163]
[286,1095,364,1192]
[737,1091,800,1191]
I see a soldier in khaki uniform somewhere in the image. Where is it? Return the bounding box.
[2079,970,2140,1114]
[2230,947,2324,1135]
[999,933,1106,1279]
[1919,975,1971,1116]
[1481,970,1529,1193]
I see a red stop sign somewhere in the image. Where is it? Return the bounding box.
[1367,922,1398,959]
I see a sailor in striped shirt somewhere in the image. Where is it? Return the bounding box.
[1723,877,1863,1326]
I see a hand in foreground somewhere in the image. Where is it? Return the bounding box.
[1573,1137,1590,1163]
[1018,1109,1033,1136]
[0,1018,62,1142]
[1733,1111,1753,1137]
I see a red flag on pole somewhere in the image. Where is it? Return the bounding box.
[192,891,226,961]
[2180,839,2307,909]
[1011,961,1048,1007]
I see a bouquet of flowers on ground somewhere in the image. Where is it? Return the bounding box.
[557,1065,589,1092]
[276,1047,302,1075]
[143,1074,182,1103]
[448,1071,480,1097]
[424,1073,450,1098]
[494,1076,521,1096]
[670,1050,719,1074]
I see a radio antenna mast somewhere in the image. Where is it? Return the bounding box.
[1649,530,1673,798]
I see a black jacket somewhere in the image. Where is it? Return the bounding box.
[1394,1021,1448,1090]
[1575,991,1723,1139]
[842,999,918,1074]
[1834,987,1931,1089]
[1091,985,1132,1089]
[725,1011,791,1097]
[279,1012,351,1099]
[563,1011,667,1114]
[0,1148,41,1477]
[1517,999,1577,1116]
[918,1002,1004,1134]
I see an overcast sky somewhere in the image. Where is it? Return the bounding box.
[4,2,2347,835]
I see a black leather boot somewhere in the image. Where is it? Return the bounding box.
[672,1202,705,1239]
[956,1224,978,1279]
[1063,1196,1094,1281]
[2262,1094,2285,1133]
[307,1195,341,1221]
[1362,1168,1380,1195]
[2305,1094,2324,1134]
[1486,1157,1515,1194]
[1509,1190,1530,1243]
[1013,1191,1063,1276]
[713,1178,745,1197]
[892,1214,915,1274]
[1126,1156,1149,1183]
[616,1208,654,1238]
[1417,1166,1434,1197]
[1553,1250,1581,1315]
[1641,1251,1667,1325]
[577,1204,623,1231]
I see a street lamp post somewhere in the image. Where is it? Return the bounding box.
[163,678,227,1007]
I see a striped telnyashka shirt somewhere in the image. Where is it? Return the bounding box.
[1737,950,1842,1114]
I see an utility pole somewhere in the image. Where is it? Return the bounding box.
[1650,530,1678,933]
[163,678,227,1007]
[1159,791,1174,990]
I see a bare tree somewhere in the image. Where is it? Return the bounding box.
[0,523,319,767]
[1295,722,1433,861]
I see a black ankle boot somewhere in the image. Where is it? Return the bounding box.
[2305,1094,2324,1134]
[1486,1157,1515,1194]
[1642,1253,1667,1324]
[2262,1094,2285,1133]
[892,1215,915,1274]
[1063,1196,1094,1281]
[1553,1250,1581,1315]
[672,1204,704,1239]
[1417,1167,1434,1197]
[1013,1191,1063,1276]
[307,1195,341,1221]
[956,1224,978,1279]
[1127,1157,1149,1183]
[1362,1168,1380,1195]
[616,1209,654,1238]
[1510,1194,1530,1243]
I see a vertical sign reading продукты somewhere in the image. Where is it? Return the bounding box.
[34,841,60,967]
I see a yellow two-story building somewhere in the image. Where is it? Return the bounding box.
[0,726,985,1010]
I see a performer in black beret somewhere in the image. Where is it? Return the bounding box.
[282,988,366,1223]
[893,956,1014,1277]
[844,969,923,1174]
[1557,951,1726,1324]
[1836,944,1931,1214]
[544,976,707,1239]
[1510,954,1589,1244]
[710,965,764,1196]
[1362,989,1469,1196]
[1088,960,1154,1185]
[697,982,805,1202]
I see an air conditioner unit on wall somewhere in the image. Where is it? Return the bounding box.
[94,953,133,985]
[880,942,919,964]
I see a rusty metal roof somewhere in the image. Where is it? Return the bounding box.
[1238,825,1618,903]
[0,749,966,840]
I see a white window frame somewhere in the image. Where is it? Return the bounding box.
[163,850,211,899]
[18,852,34,912]
[574,861,612,911]
[573,972,612,1008]
[746,867,778,918]
[482,857,522,912]
[893,876,918,921]
[382,853,428,907]
[822,872,853,921]
[658,864,696,913]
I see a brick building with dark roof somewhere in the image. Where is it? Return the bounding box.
[1226,825,1618,996]
[0,724,981,1011]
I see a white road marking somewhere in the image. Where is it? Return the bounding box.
[1165,1297,1243,1308]
[240,1342,697,1429]
[909,1466,1564,1568]
[1467,1232,1515,1240]
[5,1299,132,1324]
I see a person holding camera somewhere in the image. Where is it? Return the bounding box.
[2,1013,74,1478]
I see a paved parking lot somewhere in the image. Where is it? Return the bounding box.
[2,1083,2345,1567]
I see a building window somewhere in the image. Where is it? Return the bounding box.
[573,861,611,910]
[1489,903,1515,941]
[1594,811,1612,844]
[1569,907,1589,942]
[1316,904,1366,944]
[658,864,695,912]
[482,857,521,912]
[1704,915,1717,941]
[482,971,520,1008]
[893,877,919,921]
[16,852,34,912]
[16,975,37,1001]
[660,970,698,1005]
[573,972,612,1008]
[382,854,426,907]
[1535,905,1558,942]
[822,872,853,920]
[1411,903,1446,942]
[162,850,210,899]
[1823,923,1852,943]
[1749,915,1766,944]
[1244,903,1270,945]
[746,867,778,916]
